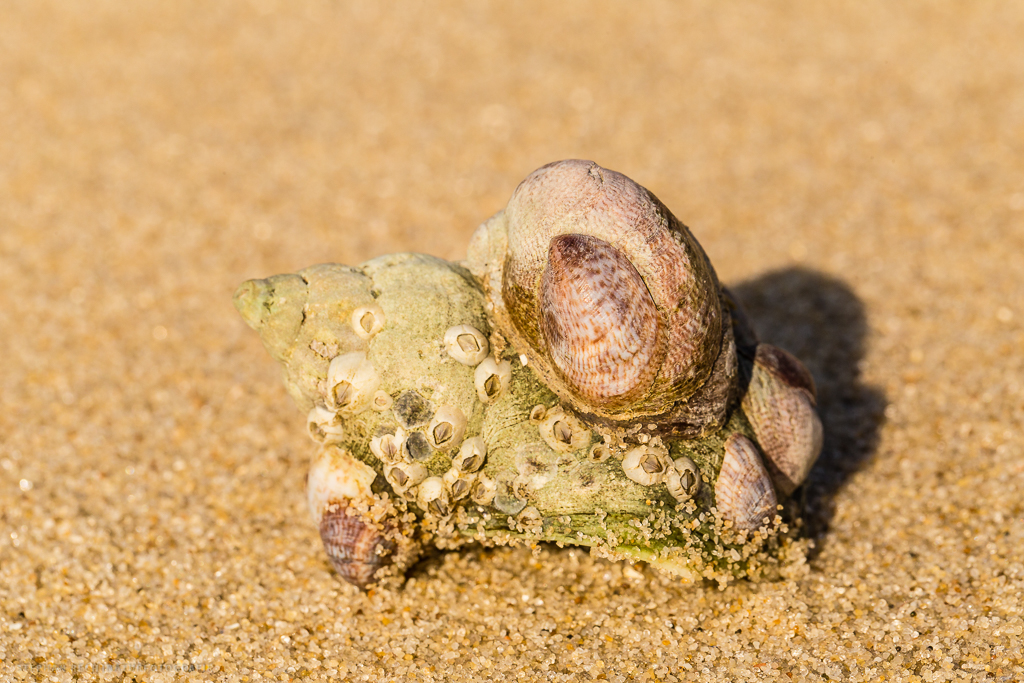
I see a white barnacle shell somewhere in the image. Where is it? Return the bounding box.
[588,443,612,463]
[427,405,467,451]
[480,159,737,438]
[384,460,427,496]
[517,506,544,532]
[442,467,474,501]
[528,404,547,423]
[307,405,345,444]
[715,433,778,531]
[470,473,497,505]
[665,456,701,502]
[621,444,672,486]
[474,355,512,403]
[741,344,823,497]
[369,428,406,463]
[371,390,393,412]
[444,324,489,366]
[417,476,451,517]
[452,436,487,473]
[350,303,385,340]
[538,406,591,453]
[326,351,381,414]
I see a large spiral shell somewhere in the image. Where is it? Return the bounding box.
[237,161,825,587]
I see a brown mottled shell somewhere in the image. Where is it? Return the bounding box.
[741,344,823,497]
[541,234,660,407]
[494,159,736,436]
[319,504,397,589]
[715,433,778,531]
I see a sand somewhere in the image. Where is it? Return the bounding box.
[2,1,1023,681]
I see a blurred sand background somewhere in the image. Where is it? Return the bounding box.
[2,1,1023,681]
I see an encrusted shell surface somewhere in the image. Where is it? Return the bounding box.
[715,433,779,531]
[237,162,825,588]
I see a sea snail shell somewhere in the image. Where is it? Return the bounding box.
[480,159,738,438]
[236,162,825,589]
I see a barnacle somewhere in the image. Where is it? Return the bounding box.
[666,456,702,503]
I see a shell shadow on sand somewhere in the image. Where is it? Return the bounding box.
[733,267,886,558]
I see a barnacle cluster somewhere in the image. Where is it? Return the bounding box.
[234,160,823,589]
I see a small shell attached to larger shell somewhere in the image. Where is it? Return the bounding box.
[715,433,778,531]
[318,506,398,590]
[479,159,738,438]
[351,303,385,340]
[540,233,662,407]
[307,446,406,589]
[741,344,823,497]
[444,324,489,366]
[666,456,701,503]
[621,444,672,486]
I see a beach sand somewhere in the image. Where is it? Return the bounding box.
[1,2,1022,680]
